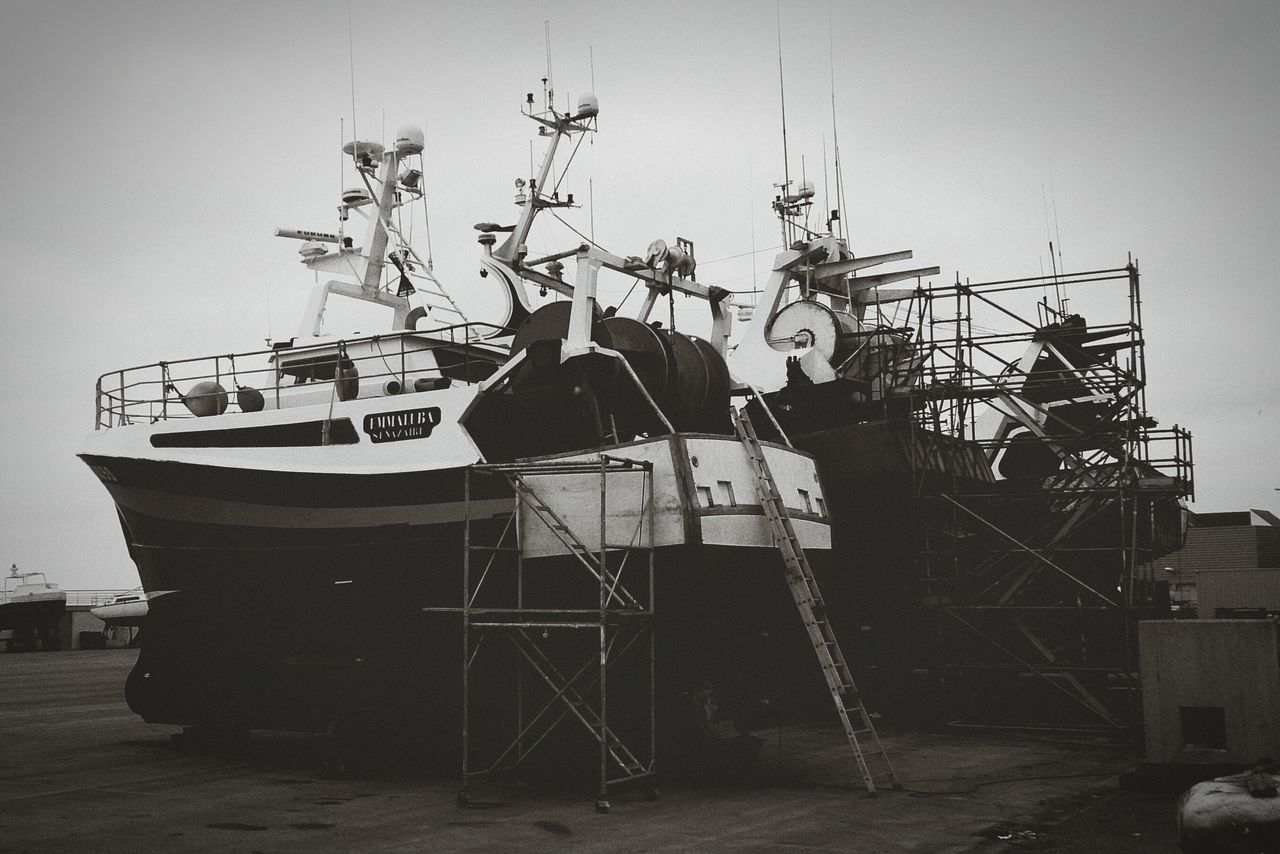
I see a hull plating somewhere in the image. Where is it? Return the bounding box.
[0,598,67,647]
[80,438,833,749]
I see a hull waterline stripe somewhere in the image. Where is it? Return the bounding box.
[105,482,513,530]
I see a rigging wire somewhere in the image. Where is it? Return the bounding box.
[700,244,783,266]
[549,129,588,198]
[418,126,435,270]
[615,277,642,312]
[372,336,400,381]
[828,0,848,242]
[549,209,604,251]
[748,142,759,294]
[776,1,791,246]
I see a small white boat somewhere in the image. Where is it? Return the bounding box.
[90,589,174,627]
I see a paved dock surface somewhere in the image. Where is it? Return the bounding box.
[0,650,1180,852]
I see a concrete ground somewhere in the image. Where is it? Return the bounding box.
[0,649,1183,852]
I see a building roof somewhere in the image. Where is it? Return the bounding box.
[1191,509,1279,528]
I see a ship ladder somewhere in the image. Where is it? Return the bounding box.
[732,407,901,797]
[382,220,471,326]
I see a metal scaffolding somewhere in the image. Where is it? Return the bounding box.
[454,455,657,812]
[889,261,1194,727]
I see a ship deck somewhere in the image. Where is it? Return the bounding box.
[0,649,1184,852]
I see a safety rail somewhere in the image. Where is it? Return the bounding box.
[1139,425,1195,499]
[0,589,136,608]
[94,322,512,430]
[62,589,139,607]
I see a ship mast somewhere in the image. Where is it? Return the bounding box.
[493,92,598,266]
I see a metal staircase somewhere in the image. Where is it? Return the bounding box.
[733,407,901,796]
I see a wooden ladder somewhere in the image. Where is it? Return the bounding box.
[733,407,901,796]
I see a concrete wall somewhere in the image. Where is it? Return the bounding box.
[1198,568,1280,616]
[55,607,137,650]
[1140,619,1280,764]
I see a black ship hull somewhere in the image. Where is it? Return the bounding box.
[81,447,833,760]
[0,597,67,651]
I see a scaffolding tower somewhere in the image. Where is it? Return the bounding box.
[888,261,1194,727]
[455,455,657,812]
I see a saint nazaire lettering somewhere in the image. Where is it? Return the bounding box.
[363,406,442,443]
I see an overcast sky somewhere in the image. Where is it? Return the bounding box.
[2,0,1277,590]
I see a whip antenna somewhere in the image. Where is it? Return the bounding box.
[543,21,554,113]
[347,0,358,149]
[828,3,848,243]
[776,2,793,246]
[589,44,596,243]
[777,3,791,197]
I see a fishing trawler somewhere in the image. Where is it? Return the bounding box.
[77,88,834,755]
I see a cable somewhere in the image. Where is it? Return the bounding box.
[549,210,604,251]
[817,769,1117,797]
[700,244,784,266]
[549,129,587,199]
[372,337,399,383]
[615,277,642,312]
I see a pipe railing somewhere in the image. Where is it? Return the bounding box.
[62,589,140,607]
[95,322,511,430]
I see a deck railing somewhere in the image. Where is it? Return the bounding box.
[0,589,135,608]
[94,322,511,430]
[62,589,138,607]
